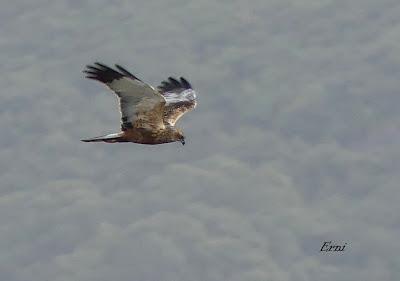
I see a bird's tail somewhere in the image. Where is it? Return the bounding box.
[81,132,125,143]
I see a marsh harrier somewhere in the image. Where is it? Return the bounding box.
[81,62,197,145]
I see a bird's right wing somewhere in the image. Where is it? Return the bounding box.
[158,77,197,126]
[84,62,166,131]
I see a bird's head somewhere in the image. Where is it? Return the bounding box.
[175,129,185,145]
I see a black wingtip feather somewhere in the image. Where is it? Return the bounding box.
[158,76,193,93]
[114,64,142,81]
[168,77,181,86]
[83,62,141,84]
[94,62,110,69]
[180,77,192,89]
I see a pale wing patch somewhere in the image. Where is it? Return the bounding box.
[108,77,160,100]
[163,89,197,126]
[84,63,166,131]
[111,77,166,130]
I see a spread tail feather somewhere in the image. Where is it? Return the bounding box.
[81,132,124,143]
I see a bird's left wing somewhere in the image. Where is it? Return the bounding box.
[84,62,166,131]
[158,77,197,126]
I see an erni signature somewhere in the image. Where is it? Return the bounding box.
[320,241,347,252]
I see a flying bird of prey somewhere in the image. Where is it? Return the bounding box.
[81,62,197,145]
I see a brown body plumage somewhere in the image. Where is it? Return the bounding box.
[119,127,184,145]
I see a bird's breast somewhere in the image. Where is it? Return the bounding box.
[121,128,173,144]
